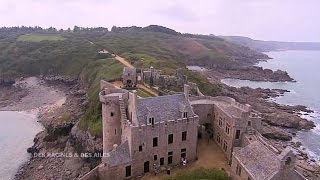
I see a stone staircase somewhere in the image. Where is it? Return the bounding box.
[119,97,128,122]
[247,126,255,135]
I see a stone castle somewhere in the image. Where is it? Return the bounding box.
[80,79,305,180]
[122,67,187,89]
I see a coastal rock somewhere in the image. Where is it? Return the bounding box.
[260,126,292,141]
[205,66,295,82]
[43,123,74,142]
[42,75,76,85]
[70,122,103,154]
[263,112,315,130]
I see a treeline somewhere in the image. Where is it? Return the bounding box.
[0,26,109,34]
[0,25,225,41]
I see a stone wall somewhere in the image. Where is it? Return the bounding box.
[230,153,253,180]
[128,116,199,177]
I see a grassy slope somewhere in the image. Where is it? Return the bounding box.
[0,29,263,136]
[91,31,224,96]
[17,33,65,42]
[79,58,124,135]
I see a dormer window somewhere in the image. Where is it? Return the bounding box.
[149,117,154,126]
[183,112,188,118]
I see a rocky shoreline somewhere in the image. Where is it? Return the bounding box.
[206,66,295,82]
[1,69,319,179]
[194,67,320,179]
[0,77,101,180]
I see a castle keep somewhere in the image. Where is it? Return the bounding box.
[80,78,305,180]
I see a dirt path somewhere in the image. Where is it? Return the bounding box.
[114,55,134,68]
[113,54,159,96]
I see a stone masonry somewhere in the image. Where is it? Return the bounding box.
[80,81,305,180]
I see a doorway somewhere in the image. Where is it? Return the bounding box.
[144,161,150,173]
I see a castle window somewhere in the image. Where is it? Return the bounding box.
[183,112,188,118]
[225,123,230,135]
[248,121,252,126]
[111,112,114,117]
[182,131,187,141]
[149,117,155,126]
[168,152,173,164]
[235,130,241,139]
[181,148,187,158]
[248,177,251,180]
[223,140,228,152]
[154,155,158,161]
[139,145,143,152]
[115,129,117,135]
[168,134,174,144]
[153,137,158,147]
[217,133,221,143]
[125,165,131,177]
[236,164,242,176]
[219,117,223,127]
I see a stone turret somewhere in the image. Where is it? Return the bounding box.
[99,88,128,161]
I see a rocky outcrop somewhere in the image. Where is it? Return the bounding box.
[69,123,103,154]
[42,75,76,85]
[206,66,295,82]
[260,125,292,141]
[263,113,315,130]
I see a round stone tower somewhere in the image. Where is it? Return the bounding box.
[99,89,124,155]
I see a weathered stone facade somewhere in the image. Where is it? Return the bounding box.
[81,81,305,180]
[122,67,187,89]
[231,140,306,180]
[122,67,138,87]
[97,82,198,179]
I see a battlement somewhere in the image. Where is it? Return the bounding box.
[99,88,129,104]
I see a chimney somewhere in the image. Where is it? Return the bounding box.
[184,84,190,98]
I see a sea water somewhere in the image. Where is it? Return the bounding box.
[222,50,320,161]
[0,111,43,180]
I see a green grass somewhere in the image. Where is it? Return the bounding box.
[79,58,124,136]
[165,168,229,180]
[136,88,154,97]
[17,33,65,42]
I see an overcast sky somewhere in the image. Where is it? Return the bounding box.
[0,0,319,42]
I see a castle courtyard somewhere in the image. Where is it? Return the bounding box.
[141,138,231,180]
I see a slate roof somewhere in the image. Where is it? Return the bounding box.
[136,94,194,125]
[233,141,281,180]
[106,141,131,167]
[214,101,246,118]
